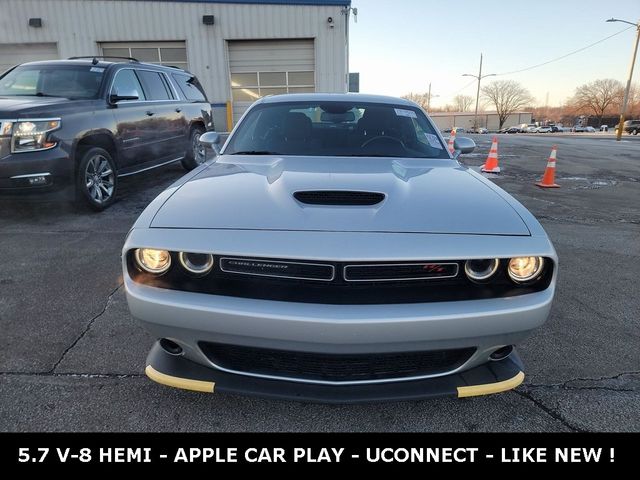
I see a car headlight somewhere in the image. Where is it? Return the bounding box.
[508,257,544,283]
[178,252,214,276]
[134,248,172,275]
[464,258,500,282]
[10,119,61,153]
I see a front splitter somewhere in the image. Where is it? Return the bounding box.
[145,342,525,404]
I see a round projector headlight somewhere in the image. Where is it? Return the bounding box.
[134,248,171,274]
[179,252,214,276]
[508,256,544,283]
[464,258,500,282]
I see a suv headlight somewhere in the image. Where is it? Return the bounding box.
[10,119,61,153]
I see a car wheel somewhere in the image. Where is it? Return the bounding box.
[634,129,638,135]
[181,126,206,170]
[76,147,117,211]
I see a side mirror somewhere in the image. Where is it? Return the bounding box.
[198,131,222,157]
[453,136,476,156]
[109,88,139,104]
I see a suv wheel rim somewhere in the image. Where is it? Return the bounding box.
[192,132,205,164]
[85,154,114,204]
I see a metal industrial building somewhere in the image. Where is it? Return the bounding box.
[0,0,352,129]
[430,111,533,132]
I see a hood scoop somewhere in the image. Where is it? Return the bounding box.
[294,190,385,206]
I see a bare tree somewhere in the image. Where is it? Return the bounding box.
[568,79,624,124]
[401,92,429,110]
[453,94,474,112]
[481,80,535,129]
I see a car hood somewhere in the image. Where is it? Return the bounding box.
[0,96,84,115]
[150,156,530,235]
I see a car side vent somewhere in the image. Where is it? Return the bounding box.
[294,190,385,206]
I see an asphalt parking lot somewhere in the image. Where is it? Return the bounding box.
[1,133,638,432]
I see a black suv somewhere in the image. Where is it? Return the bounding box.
[0,57,213,210]
[623,120,640,135]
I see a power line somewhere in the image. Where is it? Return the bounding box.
[495,25,635,76]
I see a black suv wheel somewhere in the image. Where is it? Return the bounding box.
[181,126,206,170]
[76,147,118,211]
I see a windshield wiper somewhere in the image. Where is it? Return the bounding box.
[19,92,61,97]
[228,150,281,155]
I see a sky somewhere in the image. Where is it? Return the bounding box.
[348,0,640,108]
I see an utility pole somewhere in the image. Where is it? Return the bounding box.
[607,18,640,141]
[463,53,496,131]
[426,82,439,113]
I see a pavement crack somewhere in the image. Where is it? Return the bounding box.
[525,370,640,390]
[513,389,585,432]
[0,371,145,379]
[48,283,124,374]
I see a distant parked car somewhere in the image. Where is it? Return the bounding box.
[535,126,552,133]
[572,125,586,132]
[550,126,562,133]
[584,126,596,133]
[622,120,640,135]
[524,125,538,133]
[468,127,488,134]
[0,57,213,210]
[499,126,519,134]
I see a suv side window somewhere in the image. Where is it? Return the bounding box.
[111,69,146,102]
[171,73,207,102]
[137,70,173,101]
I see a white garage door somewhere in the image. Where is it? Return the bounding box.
[101,42,188,70]
[0,43,58,74]
[228,39,315,123]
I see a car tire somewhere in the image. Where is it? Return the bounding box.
[181,126,206,170]
[634,129,638,135]
[76,147,117,211]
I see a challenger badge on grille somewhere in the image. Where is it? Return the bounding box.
[220,257,335,281]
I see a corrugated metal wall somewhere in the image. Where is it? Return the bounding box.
[0,0,348,104]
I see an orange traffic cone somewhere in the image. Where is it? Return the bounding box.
[536,146,560,188]
[448,128,456,154]
[482,136,500,173]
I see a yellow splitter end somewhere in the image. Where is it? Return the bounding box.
[457,371,525,398]
[145,365,215,393]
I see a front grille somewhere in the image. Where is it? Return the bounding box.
[128,254,555,304]
[344,262,459,281]
[294,190,385,206]
[220,257,334,281]
[199,342,476,382]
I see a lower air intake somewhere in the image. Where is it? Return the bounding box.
[199,342,476,382]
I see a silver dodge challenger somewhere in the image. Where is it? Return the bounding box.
[123,93,557,402]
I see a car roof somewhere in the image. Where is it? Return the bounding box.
[256,93,420,107]
[16,59,188,73]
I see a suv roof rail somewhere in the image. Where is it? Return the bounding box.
[67,56,140,64]
[165,65,184,70]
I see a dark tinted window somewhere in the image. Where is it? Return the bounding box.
[111,69,145,101]
[171,73,207,102]
[137,70,172,100]
[0,65,104,99]
[225,101,448,159]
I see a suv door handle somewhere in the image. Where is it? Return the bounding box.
[175,108,182,113]
[146,111,154,116]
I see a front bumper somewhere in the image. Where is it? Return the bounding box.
[145,341,525,403]
[0,144,73,194]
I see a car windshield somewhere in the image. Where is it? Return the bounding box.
[0,65,105,99]
[224,101,449,158]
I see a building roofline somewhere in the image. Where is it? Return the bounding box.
[429,111,532,116]
[103,0,352,5]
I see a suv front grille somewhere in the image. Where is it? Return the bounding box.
[199,342,476,382]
